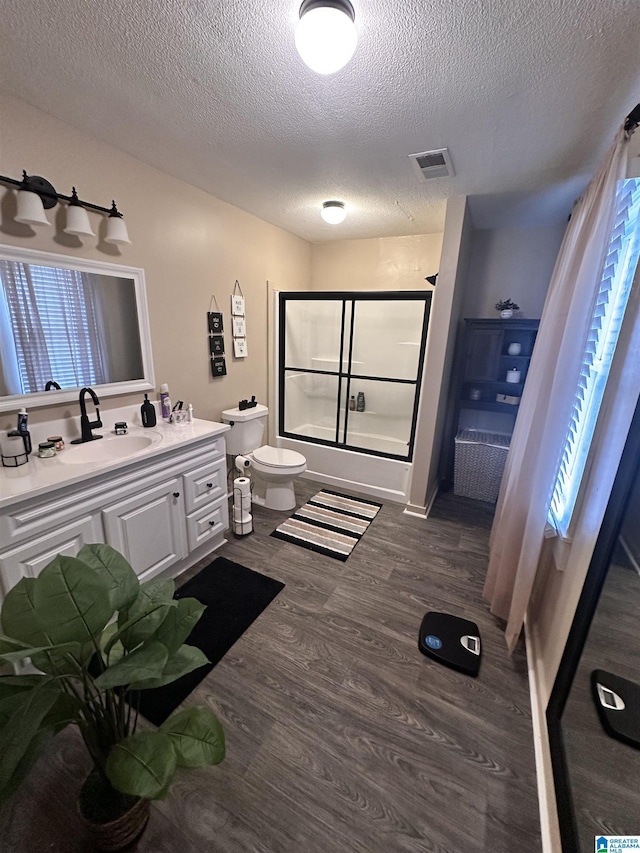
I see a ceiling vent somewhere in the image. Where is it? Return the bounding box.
[408,147,454,179]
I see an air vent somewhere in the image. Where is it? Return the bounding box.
[408,147,454,179]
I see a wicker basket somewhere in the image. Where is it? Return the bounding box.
[453,429,511,503]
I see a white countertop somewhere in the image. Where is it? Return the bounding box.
[0,415,229,510]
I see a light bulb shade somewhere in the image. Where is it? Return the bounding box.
[15,190,51,227]
[64,204,95,237]
[321,201,347,224]
[104,215,131,245]
[295,0,357,75]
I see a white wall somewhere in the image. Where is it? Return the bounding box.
[0,94,312,434]
[463,225,566,319]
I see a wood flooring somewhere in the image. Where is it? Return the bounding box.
[0,480,541,852]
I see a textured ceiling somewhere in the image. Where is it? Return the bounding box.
[1,0,639,241]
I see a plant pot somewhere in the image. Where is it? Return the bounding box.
[78,772,150,851]
[500,309,513,319]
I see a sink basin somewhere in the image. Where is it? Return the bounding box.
[59,434,159,465]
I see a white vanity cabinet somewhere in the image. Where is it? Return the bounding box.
[0,427,229,599]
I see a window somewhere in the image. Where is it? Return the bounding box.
[549,177,640,535]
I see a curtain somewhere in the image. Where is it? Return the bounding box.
[484,128,630,652]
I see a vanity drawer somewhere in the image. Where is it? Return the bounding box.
[185,498,228,552]
[183,457,227,514]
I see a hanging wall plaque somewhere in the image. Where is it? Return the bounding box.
[233,338,248,358]
[232,315,246,337]
[211,356,227,377]
[231,280,245,315]
[209,336,225,356]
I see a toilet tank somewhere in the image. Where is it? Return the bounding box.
[221,404,268,455]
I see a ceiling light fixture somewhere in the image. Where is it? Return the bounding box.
[0,171,130,245]
[321,200,347,224]
[295,0,357,75]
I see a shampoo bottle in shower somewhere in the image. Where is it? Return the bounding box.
[349,395,356,411]
[141,393,157,427]
[356,392,365,412]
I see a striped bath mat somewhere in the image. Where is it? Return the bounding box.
[271,489,382,561]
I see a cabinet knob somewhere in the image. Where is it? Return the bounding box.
[173,492,180,498]
[206,482,213,488]
[208,520,216,526]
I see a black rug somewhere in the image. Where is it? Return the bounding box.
[134,557,284,726]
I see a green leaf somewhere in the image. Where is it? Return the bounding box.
[0,579,53,647]
[152,598,205,656]
[104,601,177,658]
[33,555,114,645]
[105,731,176,799]
[131,644,209,690]
[0,634,31,654]
[160,706,225,768]
[76,544,139,612]
[117,578,176,651]
[0,675,51,703]
[0,688,60,804]
[0,728,54,806]
[93,641,168,690]
[0,641,81,664]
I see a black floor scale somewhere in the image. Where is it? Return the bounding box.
[418,611,482,677]
[592,669,640,749]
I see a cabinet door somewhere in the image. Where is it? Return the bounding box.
[103,479,187,580]
[464,329,502,382]
[0,515,103,598]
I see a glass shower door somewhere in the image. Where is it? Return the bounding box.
[344,299,427,456]
[279,292,431,461]
[281,298,344,443]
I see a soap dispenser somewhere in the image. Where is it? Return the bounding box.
[141,394,157,427]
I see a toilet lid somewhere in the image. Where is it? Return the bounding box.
[253,446,306,468]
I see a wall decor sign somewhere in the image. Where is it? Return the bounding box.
[232,316,246,337]
[231,280,245,316]
[211,356,227,377]
[209,336,225,356]
[233,338,248,358]
[207,310,223,334]
[208,295,225,378]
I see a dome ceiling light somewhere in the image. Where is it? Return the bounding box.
[321,200,347,224]
[295,0,357,75]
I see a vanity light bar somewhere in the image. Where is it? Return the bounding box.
[0,171,130,245]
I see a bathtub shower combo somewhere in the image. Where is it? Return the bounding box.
[277,292,432,502]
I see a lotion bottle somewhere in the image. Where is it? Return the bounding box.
[160,383,172,420]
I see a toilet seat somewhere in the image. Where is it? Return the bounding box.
[252,445,306,469]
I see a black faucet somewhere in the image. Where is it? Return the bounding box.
[44,380,61,391]
[71,387,103,444]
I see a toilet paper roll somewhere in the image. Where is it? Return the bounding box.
[233,477,252,523]
[235,455,252,471]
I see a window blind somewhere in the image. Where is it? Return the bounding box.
[0,262,106,393]
[550,178,640,534]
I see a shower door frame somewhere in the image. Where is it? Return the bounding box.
[278,291,432,462]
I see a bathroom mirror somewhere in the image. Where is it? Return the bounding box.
[547,395,640,850]
[0,244,154,412]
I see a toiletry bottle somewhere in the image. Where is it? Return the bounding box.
[349,395,355,411]
[141,393,157,427]
[356,392,365,412]
[187,403,194,422]
[160,383,172,420]
[17,408,32,455]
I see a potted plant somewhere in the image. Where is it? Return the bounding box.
[0,544,225,851]
[495,299,520,319]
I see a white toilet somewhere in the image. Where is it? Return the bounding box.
[221,404,306,511]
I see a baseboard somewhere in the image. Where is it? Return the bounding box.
[524,617,562,853]
[300,469,406,504]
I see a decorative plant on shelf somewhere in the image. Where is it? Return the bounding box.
[0,544,225,850]
[495,299,520,318]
